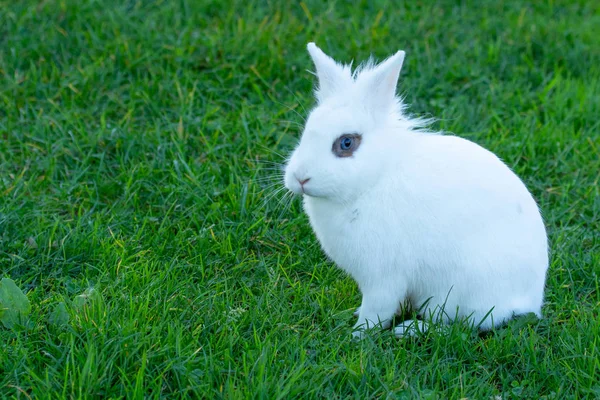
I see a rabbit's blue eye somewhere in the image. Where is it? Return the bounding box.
[332,134,362,158]
[341,137,353,150]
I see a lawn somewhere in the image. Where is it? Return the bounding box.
[1,0,599,398]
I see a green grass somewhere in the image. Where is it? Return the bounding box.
[1,0,599,398]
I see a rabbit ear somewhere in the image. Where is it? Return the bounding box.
[359,50,406,111]
[307,43,352,103]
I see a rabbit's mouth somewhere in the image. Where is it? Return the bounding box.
[288,183,315,197]
[301,186,317,197]
[285,180,321,198]
[284,170,313,196]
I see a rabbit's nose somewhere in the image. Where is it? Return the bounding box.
[294,172,310,187]
[298,178,311,186]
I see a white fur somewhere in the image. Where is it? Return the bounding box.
[284,43,548,337]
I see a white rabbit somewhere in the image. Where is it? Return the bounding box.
[283,43,548,338]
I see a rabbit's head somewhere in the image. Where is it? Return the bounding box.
[284,43,414,203]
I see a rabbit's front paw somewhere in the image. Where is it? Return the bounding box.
[353,306,361,317]
[351,328,365,340]
[394,320,428,337]
[351,318,377,340]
